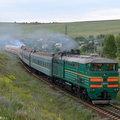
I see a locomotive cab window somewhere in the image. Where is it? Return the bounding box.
[107,64,116,71]
[86,64,90,70]
[92,63,103,71]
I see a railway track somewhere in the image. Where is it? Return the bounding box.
[95,104,120,120]
[21,61,120,120]
[109,103,120,111]
[99,103,120,120]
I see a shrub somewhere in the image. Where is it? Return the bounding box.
[9,75,16,80]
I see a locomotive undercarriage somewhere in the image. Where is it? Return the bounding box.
[52,77,91,102]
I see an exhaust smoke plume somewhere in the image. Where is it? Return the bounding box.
[0,24,78,53]
[22,29,79,53]
[0,24,24,49]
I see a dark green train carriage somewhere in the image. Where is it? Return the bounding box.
[30,52,53,76]
[19,48,31,66]
[20,46,53,77]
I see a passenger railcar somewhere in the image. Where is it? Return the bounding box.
[4,45,20,57]
[30,52,53,76]
[20,46,31,66]
[20,46,53,76]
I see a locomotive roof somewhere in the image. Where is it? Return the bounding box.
[55,55,118,64]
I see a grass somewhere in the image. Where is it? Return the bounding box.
[22,20,120,37]
[0,52,106,120]
[0,52,9,76]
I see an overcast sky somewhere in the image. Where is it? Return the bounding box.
[0,0,120,23]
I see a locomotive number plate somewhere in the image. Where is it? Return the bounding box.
[101,83,108,85]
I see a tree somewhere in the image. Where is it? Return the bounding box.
[103,34,117,59]
[75,36,87,43]
[96,34,105,40]
[88,35,95,40]
[115,34,120,59]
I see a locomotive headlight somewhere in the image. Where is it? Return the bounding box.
[114,88,119,91]
[91,88,95,91]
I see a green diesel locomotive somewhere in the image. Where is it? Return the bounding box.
[53,53,119,104]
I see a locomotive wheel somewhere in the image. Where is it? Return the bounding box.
[72,85,78,95]
[78,89,91,102]
[82,89,91,102]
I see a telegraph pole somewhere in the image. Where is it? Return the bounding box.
[65,24,67,35]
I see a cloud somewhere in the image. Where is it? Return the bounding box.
[0,0,115,5]
[1,8,120,23]
[86,9,120,21]
[0,0,120,22]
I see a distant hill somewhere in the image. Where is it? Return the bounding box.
[0,20,120,38]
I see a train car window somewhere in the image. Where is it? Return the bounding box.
[48,63,49,68]
[32,58,39,65]
[41,61,43,66]
[24,54,29,60]
[38,60,40,65]
[92,63,103,71]
[36,59,38,64]
[107,64,116,71]
[67,62,75,67]
[86,64,90,70]
[40,60,42,65]
[47,63,49,68]
[48,63,50,69]
[65,61,69,64]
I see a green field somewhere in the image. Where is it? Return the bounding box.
[1,20,120,38]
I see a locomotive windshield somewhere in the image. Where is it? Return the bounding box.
[107,64,116,71]
[91,63,117,71]
[92,63,103,71]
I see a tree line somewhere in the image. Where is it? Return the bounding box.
[75,34,120,60]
